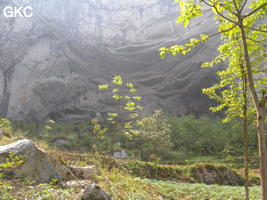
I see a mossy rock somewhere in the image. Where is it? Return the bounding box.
[190,163,244,186]
[124,160,192,182]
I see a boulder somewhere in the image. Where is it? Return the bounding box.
[190,163,244,186]
[68,165,99,180]
[76,183,113,200]
[0,139,75,183]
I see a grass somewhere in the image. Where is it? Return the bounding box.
[0,179,79,200]
[0,124,262,200]
[0,140,260,200]
[97,169,261,200]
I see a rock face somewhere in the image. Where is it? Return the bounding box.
[0,0,220,121]
[0,139,75,183]
[190,163,244,186]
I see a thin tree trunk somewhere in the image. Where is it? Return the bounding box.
[243,107,249,200]
[241,61,249,200]
[0,66,15,117]
[111,132,115,156]
[239,21,267,200]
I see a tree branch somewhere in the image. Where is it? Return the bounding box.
[240,0,248,12]
[247,37,267,47]
[193,24,238,46]
[213,4,239,25]
[200,0,213,7]
[164,24,237,56]
[233,0,240,13]
[244,26,267,34]
[201,0,238,17]
[242,3,267,19]
[208,24,238,39]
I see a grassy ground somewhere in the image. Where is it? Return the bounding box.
[97,169,261,200]
[0,135,262,200]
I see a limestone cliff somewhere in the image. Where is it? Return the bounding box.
[0,0,220,121]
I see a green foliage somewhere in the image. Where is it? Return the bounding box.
[139,179,260,200]
[176,0,203,27]
[98,167,260,200]
[0,153,24,171]
[0,118,13,138]
[0,153,25,200]
[160,0,267,120]
[95,75,144,153]
[13,114,262,166]
[128,110,173,161]
[167,115,256,156]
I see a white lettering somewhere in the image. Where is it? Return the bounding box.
[13,7,24,17]
[23,6,33,18]
[3,6,33,18]
[3,6,14,18]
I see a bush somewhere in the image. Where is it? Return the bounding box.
[167,115,258,156]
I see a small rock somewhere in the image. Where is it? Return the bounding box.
[76,183,113,200]
[112,150,128,160]
[68,165,99,179]
[60,180,93,188]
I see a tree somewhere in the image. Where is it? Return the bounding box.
[93,75,144,155]
[133,109,172,161]
[160,0,267,198]
[203,45,253,199]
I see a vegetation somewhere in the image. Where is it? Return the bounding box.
[95,75,144,155]
[160,0,266,198]
[0,120,263,199]
[13,115,263,166]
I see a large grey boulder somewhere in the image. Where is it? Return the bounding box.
[0,139,75,183]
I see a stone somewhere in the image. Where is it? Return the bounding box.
[76,183,113,200]
[112,150,128,160]
[0,139,75,184]
[0,0,219,121]
[68,165,99,180]
[190,163,244,186]
[60,180,93,188]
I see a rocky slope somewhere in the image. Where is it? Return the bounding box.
[0,0,220,121]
